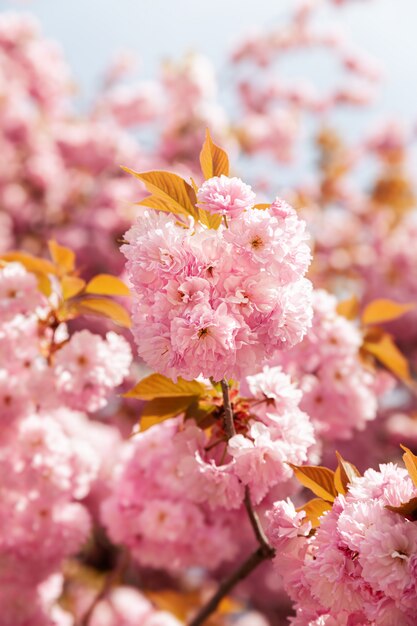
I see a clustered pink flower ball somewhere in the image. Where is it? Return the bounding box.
[122,193,312,381]
[0,260,132,622]
[267,464,417,625]
[101,419,240,573]
[174,365,316,507]
[228,366,316,503]
[197,174,256,218]
[273,289,390,441]
[102,366,315,568]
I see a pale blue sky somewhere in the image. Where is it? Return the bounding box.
[1,0,416,189]
[1,0,416,121]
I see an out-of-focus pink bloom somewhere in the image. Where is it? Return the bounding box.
[54,330,132,412]
[101,419,240,572]
[89,587,182,626]
[274,289,384,440]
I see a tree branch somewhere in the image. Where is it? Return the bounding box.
[244,486,275,557]
[188,547,271,626]
[80,550,127,626]
[220,378,236,438]
[187,381,276,626]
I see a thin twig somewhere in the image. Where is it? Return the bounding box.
[220,378,236,438]
[80,550,128,626]
[220,380,273,553]
[187,381,276,626]
[188,547,270,626]
[244,486,275,557]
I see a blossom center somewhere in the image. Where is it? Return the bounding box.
[250,235,264,250]
[391,550,409,562]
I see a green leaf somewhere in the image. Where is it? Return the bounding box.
[124,373,207,400]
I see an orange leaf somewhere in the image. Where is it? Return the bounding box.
[1,252,57,276]
[124,168,199,220]
[297,498,332,528]
[386,497,417,521]
[190,177,199,195]
[136,194,189,218]
[253,203,270,211]
[336,295,359,321]
[36,273,52,297]
[361,299,415,326]
[75,297,131,328]
[288,463,338,502]
[197,208,223,230]
[334,451,361,494]
[140,396,197,431]
[199,128,229,180]
[146,589,199,621]
[401,445,417,488]
[363,332,411,381]
[124,373,206,400]
[48,240,75,274]
[85,274,130,297]
[61,276,85,300]
[217,595,242,615]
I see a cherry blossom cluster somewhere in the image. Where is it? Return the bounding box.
[0,260,132,624]
[0,13,234,278]
[102,363,315,571]
[1,2,417,625]
[358,212,417,345]
[122,188,312,382]
[0,3,384,277]
[102,419,240,572]
[0,263,132,431]
[267,463,417,625]
[274,289,390,440]
[297,118,417,353]
[0,12,144,275]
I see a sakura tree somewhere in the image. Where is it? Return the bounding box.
[2,1,417,624]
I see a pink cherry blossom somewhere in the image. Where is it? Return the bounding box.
[123,198,313,382]
[54,330,132,412]
[268,464,417,624]
[197,175,256,218]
